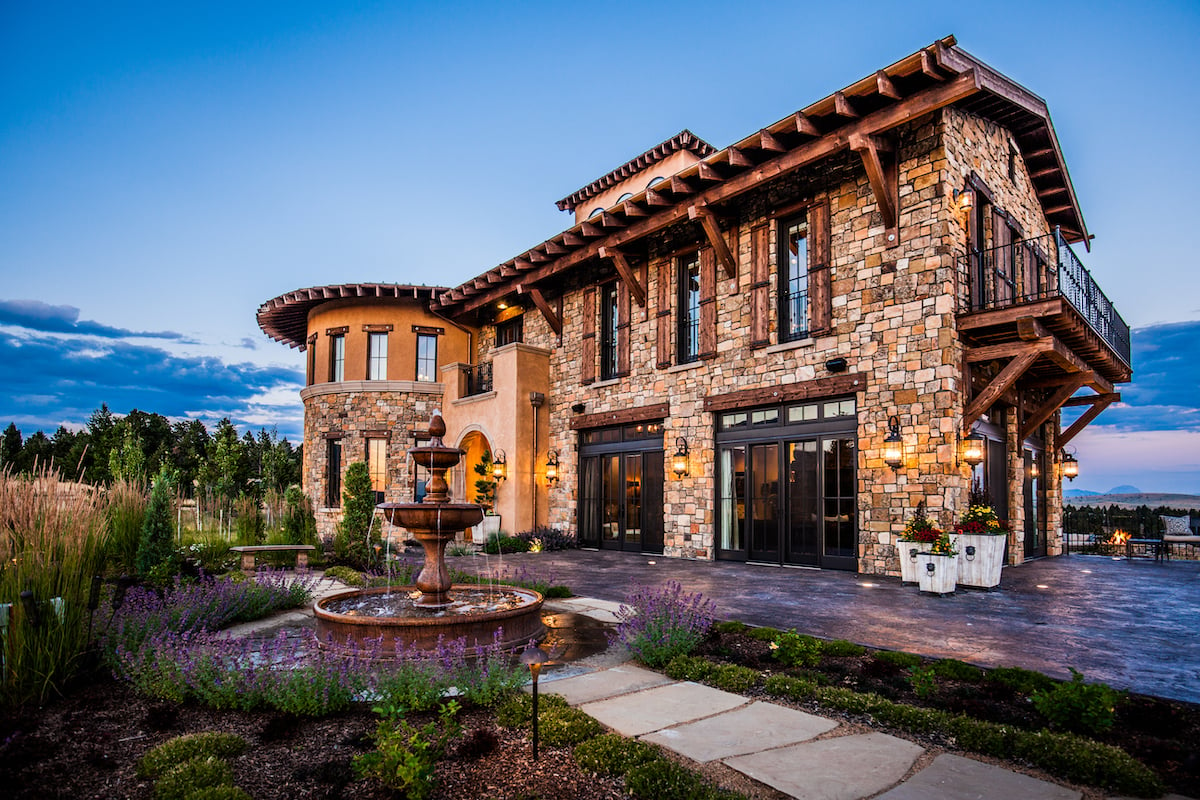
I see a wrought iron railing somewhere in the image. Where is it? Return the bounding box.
[958,228,1130,367]
[463,362,493,397]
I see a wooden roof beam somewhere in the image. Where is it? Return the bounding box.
[518,284,562,337]
[579,221,604,238]
[599,211,625,229]
[849,132,898,242]
[1058,393,1119,448]
[644,187,671,207]
[834,91,860,119]
[963,347,1041,434]
[756,129,785,152]
[689,204,737,280]
[454,71,980,314]
[599,246,646,307]
[621,200,649,218]
[696,162,722,182]
[1020,374,1089,440]
[670,175,695,195]
[875,70,901,99]
[562,232,585,246]
[920,49,946,80]
[544,240,568,255]
[792,112,820,136]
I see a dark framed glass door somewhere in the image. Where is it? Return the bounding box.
[1023,448,1046,558]
[578,423,664,554]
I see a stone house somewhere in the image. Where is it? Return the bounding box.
[257,36,1130,574]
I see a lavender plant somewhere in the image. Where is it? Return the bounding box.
[612,581,717,668]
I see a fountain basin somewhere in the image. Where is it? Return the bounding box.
[314,584,545,654]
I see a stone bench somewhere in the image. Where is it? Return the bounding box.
[229,544,316,574]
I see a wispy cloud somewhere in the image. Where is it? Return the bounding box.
[0,299,193,341]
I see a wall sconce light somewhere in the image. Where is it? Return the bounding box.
[883,415,904,469]
[825,357,848,373]
[545,450,559,484]
[960,431,986,469]
[954,187,974,212]
[672,438,690,478]
[1061,450,1079,481]
[491,449,507,481]
[1029,460,1040,479]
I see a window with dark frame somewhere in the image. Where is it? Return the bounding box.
[600,282,619,379]
[366,437,387,505]
[676,251,700,364]
[367,332,388,380]
[416,333,437,382]
[325,438,342,507]
[306,339,316,385]
[329,334,345,382]
[495,315,523,347]
[779,215,809,342]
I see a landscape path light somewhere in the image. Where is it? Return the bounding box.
[520,641,550,760]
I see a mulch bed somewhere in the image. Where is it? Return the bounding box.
[0,674,627,800]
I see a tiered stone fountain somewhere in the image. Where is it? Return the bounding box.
[313,413,544,653]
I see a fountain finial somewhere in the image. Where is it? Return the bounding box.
[428,412,447,444]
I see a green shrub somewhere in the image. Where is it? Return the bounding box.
[323,565,367,587]
[232,495,265,546]
[625,758,744,800]
[1032,669,1124,736]
[931,658,983,682]
[495,691,569,728]
[770,630,822,668]
[709,664,758,694]
[821,639,866,657]
[664,655,716,682]
[282,485,318,546]
[154,756,235,800]
[984,666,1056,696]
[613,581,717,668]
[872,650,922,670]
[138,732,248,779]
[185,787,252,800]
[137,467,177,577]
[540,705,603,746]
[573,734,660,776]
[744,625,781,642]
[354,701,461,800]
[713,621,747,635]
[481,534,530,555]
[764,674,817,701]
[334,462,381,570]
[906,666,937,699]
[542,585,573,598]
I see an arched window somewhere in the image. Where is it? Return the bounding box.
[646,176,665,189]
[588,207,604,219]
[617,192,633,204]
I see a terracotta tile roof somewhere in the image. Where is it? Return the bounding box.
[256,283,446,349]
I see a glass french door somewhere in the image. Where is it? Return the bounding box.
[579,450,663,554]
[1023,448,1046,558]
[718,434,856,570]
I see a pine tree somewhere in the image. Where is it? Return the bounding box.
[136,467,177,578]
[0,422,21,469]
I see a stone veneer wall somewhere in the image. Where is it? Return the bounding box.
[466,106,1067,575]
[301,381,443,539]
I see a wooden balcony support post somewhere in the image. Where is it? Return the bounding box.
[519,284,562,337]
[1058,392,1120,448]
[849,132,898,246]
[962,344,1041,435]
[1019,374,1088,441]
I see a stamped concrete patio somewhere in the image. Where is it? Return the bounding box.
[490,549,1200,704]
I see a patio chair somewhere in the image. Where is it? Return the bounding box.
[1160,515,1200,561]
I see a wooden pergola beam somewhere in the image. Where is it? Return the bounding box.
[520,284,562,337]
[792,112,820,136]
[962,347,1041,434]
[875,70,900,99]
[834,91,859,118]
[599,246,646,307]
[1058,393,1119,448]
[689,205,737,279]
[725,146,753,167]
[1020,374,1088,440]
[849,132,898,239]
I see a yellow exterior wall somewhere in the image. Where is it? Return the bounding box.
[306,299,472,385]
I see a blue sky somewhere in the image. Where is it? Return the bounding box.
[1,1,1198,492]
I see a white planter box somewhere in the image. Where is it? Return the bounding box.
[917,553,957,595]
[472,515,502,545]
[956,533,1005,589]
[897,541,922,584]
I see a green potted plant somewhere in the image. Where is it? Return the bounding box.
[472,449,501,544]
[917,530,958,596]
[954,503,1008,589]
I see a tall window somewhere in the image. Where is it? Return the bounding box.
[329,334,345,382]
[306,340,316,385]
[325,438,342,507]
[367,438,387,505]
[416,334,437,382]
[779,216,809,342]
[367,332,388,380]
[496,315,523,347]
[676,252,700,363]
[600,282,619,379]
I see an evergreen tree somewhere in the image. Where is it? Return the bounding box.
[199,418,244,510]
[169,419,210,496]
[136,467,177,577]
[17,430,52,473]
[282,484,318,546]
[51,426,81,477]
[335,462,379,569]
[85,404,117,483]
[0,423,21,469]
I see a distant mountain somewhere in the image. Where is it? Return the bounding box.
[1064,488,1101,498]
[1063,492,1200,510]
[1108,484,1141,494]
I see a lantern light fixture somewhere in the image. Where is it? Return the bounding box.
[883,415,904,469]
[545,450,559,484]
[672,438,690,478]
[520,643,550,760]
[954,187,975,212]
[961,430,986,468]
[491,449,507,481]
[1061,450,1079,481]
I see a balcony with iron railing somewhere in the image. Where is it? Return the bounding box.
[463,361,493,398]
[957,228,1131,374]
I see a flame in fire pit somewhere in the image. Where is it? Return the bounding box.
[1108,529,1130,545]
